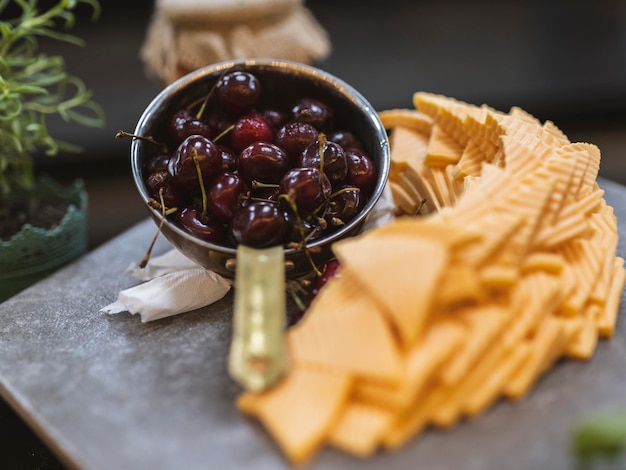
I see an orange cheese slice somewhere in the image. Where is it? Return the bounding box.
[464,108,503,161]
[503,272,562,348]
[596,257,626,338]
[328,402,395,458]
[503,315,572,400]
[379,108,433,136]
[542,120,570,147]
[389,179,420,216]
[431,339,510,426]
[413,92,474,146]
[236,365,352,465]
[559,239,604,316]
[564,304,600,360]
[540,150,578,226]
[439,305,506,385]
[288,273,402,383]
[434,263,484,307]
[382,385,446,450]
[389,125,429,171]
[425,125,464,167]
[353,319,465,412]
[333,231,449,348]
[463,342,531,417]
[521,252,565,275]
[454,140,487,179]
[457,210,525,268]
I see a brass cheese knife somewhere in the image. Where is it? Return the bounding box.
[228,245,289,392]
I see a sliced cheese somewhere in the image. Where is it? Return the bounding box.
[236,365,352,465]
[328,402,394,458]
[333,231,449,348]
[288,273,403,383]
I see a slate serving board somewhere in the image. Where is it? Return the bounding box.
[1,178,626,470]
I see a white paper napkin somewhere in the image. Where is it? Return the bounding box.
[363,183,396,232]
[125,247,202,281]
[101,251,232,322]
[101,183,395,322]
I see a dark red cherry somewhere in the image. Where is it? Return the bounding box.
[305,258,341,308]
[230,113,275,152]
[168,135,221,191]
[207,172,249,223]
[253,186,281,202]
[274,122,319,164]
[262,109,288,130]
[238,141,290,185]
[315,258,341,290]
[175,206,225,244]
[291,98,333,131]
[168,109,212,146]
[345,147,378,195]
[279,167,332,213]
[284,209,320,244]
[218,145,238,172]
[325,185,364,227]
[146,171,184,208]
[299,139,348,183]
[327,130,361,150]
[230,202,288,248]
[146,153,171,174]
[146,170,167,195]
[207,110,233,136]
[216,71,261,115]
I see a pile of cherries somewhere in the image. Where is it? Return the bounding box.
[143,69,378,249]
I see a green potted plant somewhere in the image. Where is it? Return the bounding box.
[0,0,105,301]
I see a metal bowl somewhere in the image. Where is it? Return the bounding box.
[131,59,390,280]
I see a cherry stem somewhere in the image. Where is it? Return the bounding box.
[148,198,178,215]
[139,188,168,268]
[312,186,359,215]
[314,215,327,230]
[415,197,427,215]
[195,68,232,119]
[329,186,360,200]
[191,148,209,215]
[195,97,209,121]
[279,193,322,277]
[318,133,327,186]
[306,249,322,278]
[116,130,166,152]
[301,226,321,246]
[251,181,279,190]
[213,123,234,143]
[279,194,305,240]
[164,207,178,216]
[244,195,279,205]
[288,289,307,312]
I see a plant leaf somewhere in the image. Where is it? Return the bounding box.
[573,413,626,462]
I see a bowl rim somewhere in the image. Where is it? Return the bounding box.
[131,58,390,256]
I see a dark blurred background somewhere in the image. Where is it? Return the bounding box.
[2,0,626,467]
[29,0,626,249]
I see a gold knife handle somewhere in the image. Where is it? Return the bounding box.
[228,245,289,392]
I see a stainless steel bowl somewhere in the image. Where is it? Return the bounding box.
[131,59,390,280]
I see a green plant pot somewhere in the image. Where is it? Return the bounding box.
[0,176,88,302]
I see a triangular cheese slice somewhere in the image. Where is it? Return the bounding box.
[333,230,449,348]
[288,273,403,383]
[236,365,352,465]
